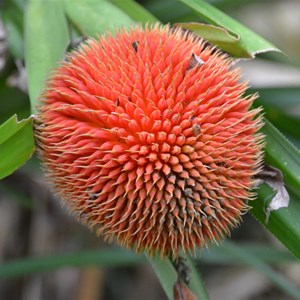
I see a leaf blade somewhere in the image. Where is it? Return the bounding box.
[0,115,35,180]
[25,0,70,112]
[186,255,210,300]
[110,0,159,23]
[179,0,282,58]
[221,242,300,299]
[251,185,300,261]
[263,119,300,197]
[0,249,143,279]
[175,22,251,58]
[149,256,177,300]
[198,243,295,265]
[149,255,209,300]
[64,0,134,38]
[247,118,300,260]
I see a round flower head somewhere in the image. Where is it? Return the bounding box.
[35,24,264,257]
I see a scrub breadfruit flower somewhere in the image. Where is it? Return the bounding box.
[35,24,264,257]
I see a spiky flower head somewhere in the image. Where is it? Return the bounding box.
[35,24,264,257]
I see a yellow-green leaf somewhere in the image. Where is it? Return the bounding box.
[179,0,282,58]
[175,22,251,58]
[0,115,35,180]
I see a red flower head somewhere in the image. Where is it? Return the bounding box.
[35,24,264,257]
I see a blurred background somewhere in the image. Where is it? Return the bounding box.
[1,0,300,299]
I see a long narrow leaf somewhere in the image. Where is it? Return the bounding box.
[149,256,177,300]
[263,119,300,197]
[247,118,300,260]
[199,243,294,265]
[150,255,209,300]
[179,0,281,58]
[0,249,143,279]
[251,185,300,261]
[186,255,210,300]
[221,242,300,299]
[25,0,69,111]
[0,243,294,279]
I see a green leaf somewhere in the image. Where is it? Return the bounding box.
[263,119,300,197]
[251,185,300,261]
[141,0,195,23]
[248,119,300,260]
[64,0,134,38]
[0,115,35,180]
[0,249,143,279]
[199,243,295,265]
[149,255,209,300]
[1,244,294,280]
[110,0,159,24]
[221,242,300,299]
[25,0,70,112]
[175,22,250,58]
[179,0,282,58]
[186,255,210,300]
[149,256,177,300]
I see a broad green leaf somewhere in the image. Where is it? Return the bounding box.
[175,22,250,58]
[25,0,69,112]
[150,255,209,300]
[179,0,282,58]
[63,0,134,38]
[220,242,300,299]
[263,119,300,197]
[0,249,143,279]
[0,115,35,180]
[251,185,300,261]
[110,0,159,24]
